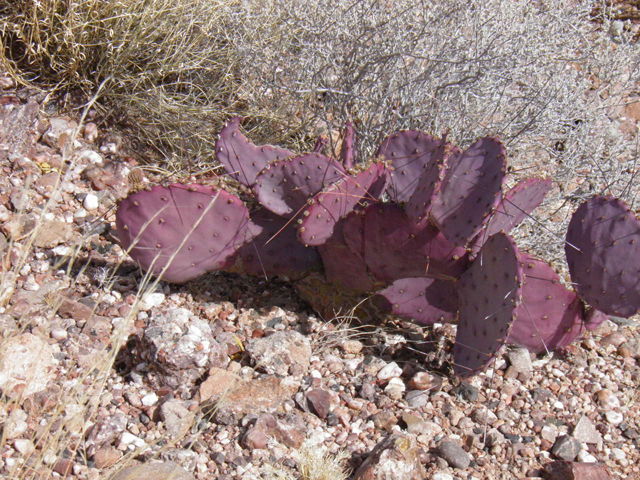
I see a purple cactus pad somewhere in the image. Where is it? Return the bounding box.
[376,277,458,325]
[565,195,640,317]
[215,117,294,187]
[298,162,387,246]
[509,254,585,354]
[116,184,260,283]
[453,232,523,378]
[343,203,469,283]
[233,208,322,277]
[254,153,346,217]
[471,177,552,254]
[376,130,448,203]
[431,136,507,247]
[339,122,357,169]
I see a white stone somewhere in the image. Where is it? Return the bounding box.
[432,473,454,480]
[13,439,34,455]
[120,431,139,445]
[577,450,597,463]
[139,291,165,310]
[79,150,103,165]
[377,361,403,380]
[605,410,623,426]
[610,447,626,461]
[141,392,158,406]
[5,409,28,439]
[50,327,68,341]
[83,193,99,211]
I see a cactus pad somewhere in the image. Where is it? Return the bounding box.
[343,203,469,283]
[431,137,507,247]
[298,162,387,246]
[116,184,260,283]
[318,222,377,293]
[376,277,458,325]
[376,130,448,203]
[339,122,357,169]
[232,208,322,277]
[215,117,294,187]
[453,232,523,378]
[471,177,552,253]
[565,195,640,317]
[508,254,585,354]
[254,153,346,217]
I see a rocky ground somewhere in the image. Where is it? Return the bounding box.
[0,66,639,480]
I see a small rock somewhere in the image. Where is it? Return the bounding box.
[377,361,403,380]
[245,330,311,376]
[610,447,626,461]
[577,450,597,463]
[596,389,620,410]
[600,332,626,347]
[87,414,127,446]
[437,440,471,469]
[159,399,195,440]
[53,458,75,476]
[83,123,99,143]
[572,416,601,445]
[109,461,196,480]
[372,410,398,431]
[471,407,497,426]
[485,429,505,447]
[242,413,305,450]
[384,377,406,400]
[551,435,581,461]
[83,193,99,211]
[33,220,73,248]
[340,339,363,354]
[432,473,454,480]
[199,368,241,403]
[604,410,623,426]
[306,389,331,419]
[13,438,34,455]
[139,291,165,310]
[408,371,443,392]
[545,460,613,479]
[93,448,121,469]
[507,347,533,378]
[452,381,478,402]
[404,390,429,409]
[50,327,68,341]
[141,392,158,406]
[353,434,426,480]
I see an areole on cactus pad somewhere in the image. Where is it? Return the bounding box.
[114,117,639,379]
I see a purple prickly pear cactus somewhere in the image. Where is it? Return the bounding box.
[339,122,357,170]
[405,147,449,225]
[317,220,377,293]
[453,232,523,378]
[508,254,586,354]
[343,203,469,283]
[298,162,388,246]
[215,116,294,187]
[376,130,449,203]
[376,277,458,325]
[565,195,640,317]
[470,177,552,254]
[232,208,322,277]
[254,153,345,217]
[431,137,507,247]
[116,184,260,283]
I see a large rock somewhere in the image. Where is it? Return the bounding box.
[138,308,227,395]
[245,330,311,376]
[0,333,57,399]
[108,461,195,480]
[353,434,426,480]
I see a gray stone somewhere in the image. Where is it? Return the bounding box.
[572,416,602,445]
[109,461,195,480]
[159,399,195,440]
[452,381,478,402]
[437,440,471,469]
[506,347,533,377]
[551,435,581,461]
[245,330,311,376]
[88,414,127,446]
[405,390,429,408]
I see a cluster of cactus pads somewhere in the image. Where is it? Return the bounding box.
[116,117,640,378]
